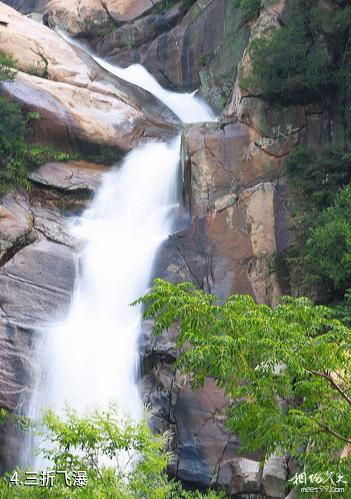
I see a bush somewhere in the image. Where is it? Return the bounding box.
[247,1,332,103]
[0,96,29,192]
[0,97,73,194]
[136,279,351,487]
[0,406,222,498]
[245,0,351,104]
[306,184,351,296]
[0,51,17,81]
[284,146,351,301]
[285,146,351,211]
[232,0,261,20]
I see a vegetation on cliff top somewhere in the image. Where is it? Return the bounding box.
[246,0,351,104]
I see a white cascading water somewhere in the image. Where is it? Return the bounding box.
[27,31,215,467]
[56,28,215,122]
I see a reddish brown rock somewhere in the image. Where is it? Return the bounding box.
[179,121,290,303]
[182,122,283,218]
[44,0,162,36]
[0,3,178,152]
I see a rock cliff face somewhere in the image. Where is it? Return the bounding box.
[44,0,163,36]
[0,3,178,153]
[0,0,344,496]
[41,0,250,110]
[0,181,87,470]
[1,0,48,13]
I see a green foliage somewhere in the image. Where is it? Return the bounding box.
[0,97,73,194]
[198,52,214,68]
[154,1,175,14]
[0,406,221,498]
[0,51,17,82]
[0,50,72,193]
[232,0,261,20]
[332,5,351,33]
[122,32,135,50]
[0,408,7,426]
[245,0,351,104]
[136,279,351,490]
[247,0,332,103]
[285,146,351,211]
[284,146,351,301]
[26,62,48,79]
[0,97,29,192]
[305,184,351,295]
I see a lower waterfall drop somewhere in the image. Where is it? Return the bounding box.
[33,138,181,423]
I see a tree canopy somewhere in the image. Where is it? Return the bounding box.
[136,279,351,494]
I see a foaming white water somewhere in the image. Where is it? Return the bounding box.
[26,27,215,468]
[94,59,215,123]
[34,138,180,425]
[57,28,215,123]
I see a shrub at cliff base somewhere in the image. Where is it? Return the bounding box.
[0,406,222,498]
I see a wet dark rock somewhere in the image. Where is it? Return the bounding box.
[0,190,33,265]
[28,160,109,194]
[1,0,48,13]
[0,239,76,329]
[31,204,78,248]
[217,457,261,495]
[261,455,288,498]
[98,0,248,109]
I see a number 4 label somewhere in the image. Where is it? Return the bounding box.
[9,471,19,486]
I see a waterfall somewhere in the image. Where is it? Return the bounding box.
[34,137,180,420]
[26,36,215,467]
[56,28,215,123]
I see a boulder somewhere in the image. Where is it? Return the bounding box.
[0,2,93,85]
[28,160,109,193]
[0,3,178,152]
[101,0,248,101]
[0,317,33,472]
[180,121,290,303]
[173,378,241,487]
[261,455,288,498]
[2,71,176,152]
[225,4,282,116]
[0,233,76,470]
[44,0,162,36]
[0,319,32,413]
[31,204,78,248]
[173,182,286,303]
[217,457,261,495]
[0,238,76,329]
[237,98,305,138]
[182,122,283,218]
[0,190,33,265]
[96,2,185,66]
